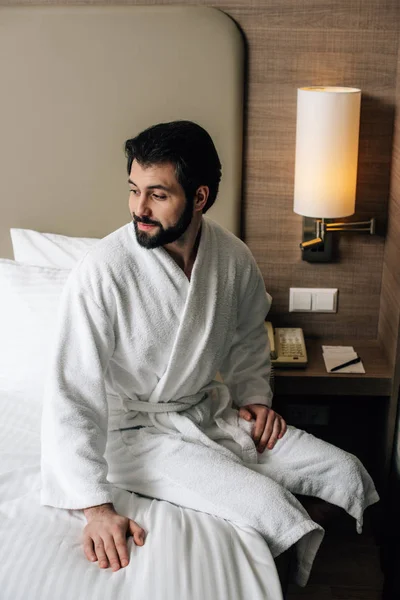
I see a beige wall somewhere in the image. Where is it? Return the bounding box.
[3,0,400,341]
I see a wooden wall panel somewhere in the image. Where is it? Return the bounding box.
[378,45,400,488]
[2,0,400,340]
[241,21,397,336]
[6,1,398,32]
[379,44,400,369]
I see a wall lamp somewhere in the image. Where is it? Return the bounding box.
[293,86,376,262]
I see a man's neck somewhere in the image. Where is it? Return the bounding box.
[163,217,203,279]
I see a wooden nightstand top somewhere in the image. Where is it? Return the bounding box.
[274,338,393,396]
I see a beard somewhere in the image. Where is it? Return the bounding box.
[132,197,194,249]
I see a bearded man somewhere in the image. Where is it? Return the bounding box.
[40,121,378,585]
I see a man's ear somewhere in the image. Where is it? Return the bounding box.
[194,186,209,213]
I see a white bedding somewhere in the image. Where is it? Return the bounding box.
[0,390,283,600]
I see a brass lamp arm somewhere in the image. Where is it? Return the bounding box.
[299,217,376,251]
[325,218,375,234]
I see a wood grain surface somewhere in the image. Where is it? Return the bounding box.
[378,37,400,507]
[379,47,400,371]
[274,338,392,396]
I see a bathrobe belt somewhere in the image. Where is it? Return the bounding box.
[108,391,208,414]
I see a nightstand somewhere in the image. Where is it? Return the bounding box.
[272,337,393,494]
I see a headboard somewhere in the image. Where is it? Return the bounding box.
[0,6,244,258]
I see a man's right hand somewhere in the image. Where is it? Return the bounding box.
[83,503,145,571]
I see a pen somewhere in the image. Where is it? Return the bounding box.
[330,356,361,372]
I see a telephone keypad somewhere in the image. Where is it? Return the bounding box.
[278,329,306,358]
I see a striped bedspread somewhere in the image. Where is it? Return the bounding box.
[0,391,282,600]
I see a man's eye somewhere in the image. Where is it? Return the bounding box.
[129,189,139,195]
[153,194,167,200]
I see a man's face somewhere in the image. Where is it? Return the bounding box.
[128,160,194,249]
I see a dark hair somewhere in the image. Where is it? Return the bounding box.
[124,121,222,213]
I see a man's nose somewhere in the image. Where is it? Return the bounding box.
[135,193,151,217]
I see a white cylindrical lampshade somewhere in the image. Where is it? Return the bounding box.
[293,86,361,218]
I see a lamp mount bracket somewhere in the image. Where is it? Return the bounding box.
[300,217,376,262]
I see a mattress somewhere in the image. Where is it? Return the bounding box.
[0,390,283,600]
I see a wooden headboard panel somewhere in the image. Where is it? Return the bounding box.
[0,6,244,258]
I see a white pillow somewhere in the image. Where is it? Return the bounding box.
[10,228,100,269]
[0,259,70,401]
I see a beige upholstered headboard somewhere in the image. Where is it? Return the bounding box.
[0,6,244,258]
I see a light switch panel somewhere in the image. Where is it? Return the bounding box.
[292,290,312,311]
[289,289,312,312]
[289,288,338,313]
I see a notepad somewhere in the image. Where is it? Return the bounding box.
[322,346,366,374]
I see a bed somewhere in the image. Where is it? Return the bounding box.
[0,6,285,600]
[0,391,282,600]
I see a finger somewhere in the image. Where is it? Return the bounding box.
[129,520,146,546]
[93,538,108,569]
[133,530,145,546]
[113,533,130,568]
[253,410,269,445]
[278,418,287,439]
[266,416,282,450]
[83,536,97,563]
[257,411,276,452]
[256,409,275,450]
[103,535,122,572]
[238,408,252,421]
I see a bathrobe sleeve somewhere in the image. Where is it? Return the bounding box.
[40,264,116,510]
[219,260,273,409]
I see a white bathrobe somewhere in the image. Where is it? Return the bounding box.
[40,217,378,586]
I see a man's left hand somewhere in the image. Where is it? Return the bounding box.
[238,404,287,453]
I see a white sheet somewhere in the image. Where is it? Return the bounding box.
[0,390,283,600]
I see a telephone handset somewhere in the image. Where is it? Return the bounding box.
[265,322,308,368]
